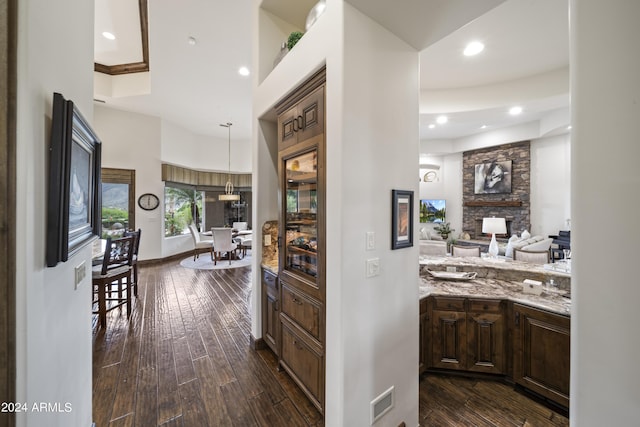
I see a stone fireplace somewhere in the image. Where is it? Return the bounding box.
[462,141,531,239]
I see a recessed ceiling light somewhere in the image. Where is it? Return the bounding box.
[187,36,197,46]
[567,125,572,130]
[463,41,484,56]
[480,125,487,129]
[102,31,116,40]
[428,124,436,129]
[436,115,448,124]
[509,106,523,115]
[238,66,250,76]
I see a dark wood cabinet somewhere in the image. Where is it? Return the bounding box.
[277,85,324,151]
[467,299,505,374]
[275,68,326,414]
[261,268,279,356]
[512,303,570,408]
[419,298,428,374]
[427,296,506,374]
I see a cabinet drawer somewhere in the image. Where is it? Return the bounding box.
[280,320,323,406]
[468,299,501,313]
[281,284,322,340]
[432,297,465,311]
[263,269,277,288]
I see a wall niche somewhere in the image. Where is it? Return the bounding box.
[462,141,530,238]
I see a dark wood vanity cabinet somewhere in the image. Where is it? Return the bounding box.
[275,68,326,414]
[261,268,279,356]
[421,295,570,410]
[512,303,570,408]
[426,296,506,375]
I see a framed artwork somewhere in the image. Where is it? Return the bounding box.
[391,189,413,250]
[474,160,512,194]
[47,93,102,267]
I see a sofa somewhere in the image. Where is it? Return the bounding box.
[419,228,448,256]
[504,234,554,258]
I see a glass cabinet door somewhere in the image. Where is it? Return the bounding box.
[284,149,318,278]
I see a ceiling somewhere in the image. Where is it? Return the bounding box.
[94,0,570,144]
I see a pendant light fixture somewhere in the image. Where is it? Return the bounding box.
[219,122,240,201]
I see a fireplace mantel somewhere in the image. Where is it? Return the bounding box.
[464,200,522,207]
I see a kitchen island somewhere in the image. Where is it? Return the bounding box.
[419,255,571,411]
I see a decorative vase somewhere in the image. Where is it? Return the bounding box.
[305,0,327,31]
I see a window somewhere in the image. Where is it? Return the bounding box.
[101,168,135,239]
[164,184,203,237]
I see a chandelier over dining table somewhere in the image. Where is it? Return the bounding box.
[219,122,240,201]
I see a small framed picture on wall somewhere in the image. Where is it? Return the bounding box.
[392,189,414,250]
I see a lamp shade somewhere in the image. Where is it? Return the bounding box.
[482,217,507,235]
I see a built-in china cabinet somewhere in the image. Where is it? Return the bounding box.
[275,67,326,413]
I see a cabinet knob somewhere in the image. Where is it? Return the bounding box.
[483,305,489,310]
[292,297,303,305]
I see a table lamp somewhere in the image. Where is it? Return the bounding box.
[482,217,507,258]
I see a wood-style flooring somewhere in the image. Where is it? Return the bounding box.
[92,258,569,427]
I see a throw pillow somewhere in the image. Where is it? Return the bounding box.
[521,229,531,239]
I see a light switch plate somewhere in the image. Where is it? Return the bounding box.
[366,231,375,250]
[75,261,86,289]
[264,235,271,246]
[366,258,380,278]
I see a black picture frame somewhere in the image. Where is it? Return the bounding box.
[391,189,413,250]
[46,93,102,267]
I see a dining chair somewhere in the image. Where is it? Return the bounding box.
[513,248,550,264]
[123,228,141,296]
[189,223,213,261]
[92,235,135,329]
[451,245,481,257]
[211,227,239,265]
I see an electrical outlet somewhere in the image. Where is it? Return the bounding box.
[264,235,271,246]
[366,258,380,278]
[75,261,86,289]
[366,231,375,250]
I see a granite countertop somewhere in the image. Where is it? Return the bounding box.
[419,275,570,316]
[261,260,278,275]
[420,255,571,291]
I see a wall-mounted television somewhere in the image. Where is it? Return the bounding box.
[420,199,446,223]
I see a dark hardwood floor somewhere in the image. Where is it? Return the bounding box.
[92,258,569,427]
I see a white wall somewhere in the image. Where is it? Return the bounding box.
[341,5,420,426]
[421,125,571,239]
[530,134,570,236]
[253,1,419,424]
[15,0,94,425]
[161,120,252,173]
[571,1,640,424]
[94,105,164,261]
[95,106,254,261]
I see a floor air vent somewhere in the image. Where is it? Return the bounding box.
[371,385,394,424]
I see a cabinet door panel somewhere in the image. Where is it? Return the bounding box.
[297,86,324,143]
[280,283,322,341]
[278,105,298,150]
[280,320,323,410]
[513,304,570,408]
[431,309,466,370]
[467,312,505,374]
[261,270,279,355]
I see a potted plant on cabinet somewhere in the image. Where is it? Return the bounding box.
[434,222,454,240]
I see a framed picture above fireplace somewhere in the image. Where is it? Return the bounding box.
[474,160,512,194]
